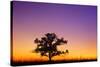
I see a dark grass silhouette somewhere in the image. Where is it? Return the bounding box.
[11,58,97,66]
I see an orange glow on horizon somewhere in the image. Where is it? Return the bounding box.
[12,43,97,62]
[12,33,97,62]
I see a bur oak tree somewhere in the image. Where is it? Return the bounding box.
[33,33,69,61]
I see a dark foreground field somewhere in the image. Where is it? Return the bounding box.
[11,58,97,66]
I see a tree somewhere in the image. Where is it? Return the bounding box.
[33,33,69,62]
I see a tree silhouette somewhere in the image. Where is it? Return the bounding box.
[33,33,69,62]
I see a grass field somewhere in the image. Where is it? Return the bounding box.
[11,58,97,66]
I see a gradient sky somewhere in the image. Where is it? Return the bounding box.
[12,1,97,61]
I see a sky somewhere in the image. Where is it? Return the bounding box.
[12,1,97,62]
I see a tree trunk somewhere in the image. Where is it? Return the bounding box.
[49,52,52,62]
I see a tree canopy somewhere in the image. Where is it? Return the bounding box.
[33,33,69,61]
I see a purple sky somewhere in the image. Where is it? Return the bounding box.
[13,1,97,34]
